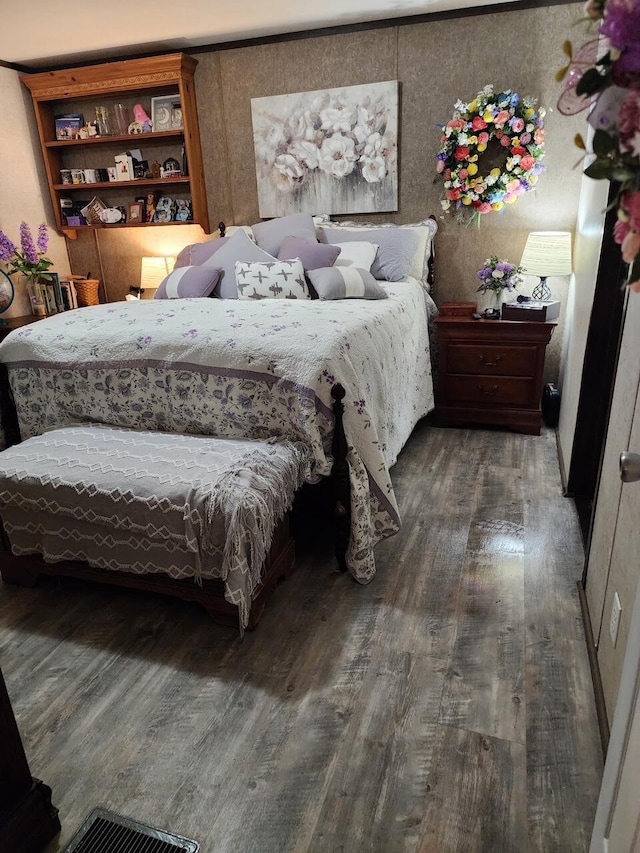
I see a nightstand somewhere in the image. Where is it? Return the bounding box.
[434,315,557,435]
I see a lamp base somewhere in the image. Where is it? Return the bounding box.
[532,276,551,302]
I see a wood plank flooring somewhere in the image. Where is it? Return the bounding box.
[0,423,602,852]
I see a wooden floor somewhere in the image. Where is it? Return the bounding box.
[0,423,603,852]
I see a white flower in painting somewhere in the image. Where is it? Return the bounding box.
[318,133,357,178]
[255,136,277,168]
[361,154,386,183]
[363,132,383,159]
[263,121,287,153]
[320,101,356,134]
[273,153,306,192]
[289,139,320,171]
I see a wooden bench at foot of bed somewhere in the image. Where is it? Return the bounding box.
[0,516,293,631]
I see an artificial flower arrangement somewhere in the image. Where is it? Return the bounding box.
[436,85,546,224]
[476,256,524,296]
[0,222,53,283]
[557,0,640,289]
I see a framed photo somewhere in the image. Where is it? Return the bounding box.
[151,95,182,132]
[55,114,84,140]
[128,202,143,223]
[153,197,175,223]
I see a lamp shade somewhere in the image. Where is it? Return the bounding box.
[520,231,572,277]
[140,256,174,291]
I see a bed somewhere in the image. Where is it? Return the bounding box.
[0,280,434,580]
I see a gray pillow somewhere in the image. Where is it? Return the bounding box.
[277,236,341,271]
[317,226,419,282]
[252,213,316,257]
[154,265,222,299]
[202,229,277,298]
[307,267,388,300]
[174,236,229,269]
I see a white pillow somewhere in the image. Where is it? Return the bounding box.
[333,241,378,271]
[318,219,437,289]
[235,259,310,300]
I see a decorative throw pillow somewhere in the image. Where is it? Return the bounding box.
[307,267,388,300]
[235,259,310,300]
[318,227,419,282]
[277,236,341,271]
[202,229,278,298]
[333,241,378,271]
[174,235,230,269]
[154,265,222,299]
[252,213,317,257]
[317,218,438,289]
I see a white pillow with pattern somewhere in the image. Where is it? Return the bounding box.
[234,259,310,300]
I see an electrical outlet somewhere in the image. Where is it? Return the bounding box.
[610,592,622,647]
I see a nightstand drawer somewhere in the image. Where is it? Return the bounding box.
[447,343,537,377]
[444,375,535,407]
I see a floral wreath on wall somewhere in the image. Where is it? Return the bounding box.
[557,0,640,291]
[436,85,546,224]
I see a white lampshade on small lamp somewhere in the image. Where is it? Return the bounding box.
[520,231,572,301]
[138,256,174,299]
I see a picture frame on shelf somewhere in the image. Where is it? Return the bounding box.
[153,197,175,223]
[151,95,182,132]
[128,202,144,223]
[54,114,84,140]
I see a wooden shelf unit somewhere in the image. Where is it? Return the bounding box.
[21,54,210,238]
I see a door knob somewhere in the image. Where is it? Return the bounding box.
[620,451,640,483]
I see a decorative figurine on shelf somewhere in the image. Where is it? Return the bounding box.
[151,161,162,179]
[175,199,192,222]
[132,104,152,133]
[145,191,160,223]
[128,121,143,134]
[161,157,181,178]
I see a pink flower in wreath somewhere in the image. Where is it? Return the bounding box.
[436,159,445,173]
[448,119,467,131]
[520,131,532,144]
[622,229,640,264]
[520,155,536,170]
[472,116,488,131]
[500,135,512,147]
[510,117,525,133]
[622,190,640,231]
[614,218,631,245]
[459,168,469,179]
[455,146,471,161]
[478,131,489,145]
[534,128,546,145]
[494,110,511,127]
[478,202,493,213]
[507,179,521,193]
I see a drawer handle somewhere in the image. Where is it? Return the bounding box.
[479,354,503,367]
[477,384,500,395]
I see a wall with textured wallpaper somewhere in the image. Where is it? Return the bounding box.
[62,2,586,380]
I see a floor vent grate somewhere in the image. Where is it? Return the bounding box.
[63,807,199,852]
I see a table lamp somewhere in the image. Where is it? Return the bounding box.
[134,256,174,299]
[520,231,572,301]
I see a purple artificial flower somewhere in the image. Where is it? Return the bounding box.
[19,222,39,264]
[0,231,17,262]
[600,0,640,77]
[37,224,49,255]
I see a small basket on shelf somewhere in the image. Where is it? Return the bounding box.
[70,276,100,307]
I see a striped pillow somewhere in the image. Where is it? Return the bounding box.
[154,265,222,299]
[307,267,388,300]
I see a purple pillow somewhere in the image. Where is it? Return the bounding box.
[277,236,341,271]
[174,236,230,269]
[154,265,222,299]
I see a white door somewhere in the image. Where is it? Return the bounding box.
[590,393,640,852]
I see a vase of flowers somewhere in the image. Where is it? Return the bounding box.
[0,222,53,316]
[476,255,524,312]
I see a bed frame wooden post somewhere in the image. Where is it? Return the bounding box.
[330,383,350,573]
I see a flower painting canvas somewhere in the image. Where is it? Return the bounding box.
[251,81,399,218]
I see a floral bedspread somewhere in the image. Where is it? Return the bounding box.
[0,280,434,581]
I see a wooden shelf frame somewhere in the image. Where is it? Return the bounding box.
[21,54,210,237]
